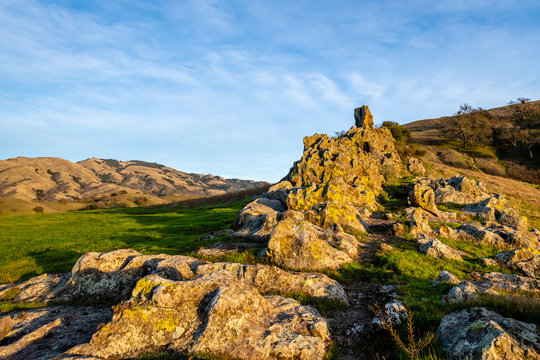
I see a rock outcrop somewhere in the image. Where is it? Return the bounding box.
[409,182,439,215]
[439,307,540,359]
[0,306,113,360]
[61,272,331,360]
[408,207,433,237]
[494,249,540,279]
[233,106,402,270]
[354,105,374,129]
[0,250,348,305]
[407,157,426,176]
[0,249,346,360]
[417,235,463,261]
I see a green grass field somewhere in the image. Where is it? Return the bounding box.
[0,201,247,284]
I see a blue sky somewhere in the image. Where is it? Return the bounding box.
[1,1,539,182]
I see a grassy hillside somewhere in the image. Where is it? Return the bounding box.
[403,100,540,185]
[0,199,248,284]
[0,157,268,213]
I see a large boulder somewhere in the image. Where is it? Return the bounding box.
[494,249,540,279]
[451,223,539,250]
[267,219,359,271]
[438,307,540,359]
[0,250,346,305]
[409,183,439,215]
[61,272,331,360]
[409,207,433,237]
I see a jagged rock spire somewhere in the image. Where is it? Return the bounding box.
[354,105,374,129]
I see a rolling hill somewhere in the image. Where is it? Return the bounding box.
[403,100,540,184]
[0,157,268,214]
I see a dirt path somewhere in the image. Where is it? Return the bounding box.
[325,228,403,359]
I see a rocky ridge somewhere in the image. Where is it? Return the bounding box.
[234,105,402,270]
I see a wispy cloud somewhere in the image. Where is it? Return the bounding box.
[1,0,539,181]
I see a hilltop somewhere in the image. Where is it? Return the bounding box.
[403,99,540,185]
[0,157,268,214]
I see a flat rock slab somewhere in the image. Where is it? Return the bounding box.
[0,306,113,360]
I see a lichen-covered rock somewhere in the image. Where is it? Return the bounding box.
[372,300,408,327]
[62,272,331,360]
[499,208,528,229]
[3,250,348,308]
[452,223,539,250]
[436,270,460,285]
[232,107,401,270]
[407,157,425,176]
[417,236,463,261]
[463,196,507,222]
[267,219,358,271]
[232,197,283,240]
[452,224,507,248]
[354,105,373,129]
[194,262,348,303]
[441,282,479,303]
[438,307,540,359]
[409,207,433,237]
[437,224,457,239]
[472,272,540,293]
[0,273,70,303]
[409,183,439,215]
[414,175,491,205]
[448,176,489,198]
[494,249,540,279]
[0,306,112,360]
[56,250,205,302]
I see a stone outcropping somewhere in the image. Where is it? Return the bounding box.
[417,235,463,261]
[0,306,113,360]
[407,157,425,176]
[0,249,346,360]
[439,307,540,359]
[233,106,402,270]
[0,250,348,305]
[494,249,540,279]
[61,272,331,360]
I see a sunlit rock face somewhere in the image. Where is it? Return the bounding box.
[234,105,402,270]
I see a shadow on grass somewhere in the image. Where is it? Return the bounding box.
[25,248,82,278]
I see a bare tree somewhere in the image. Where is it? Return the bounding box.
[441,103,493,149]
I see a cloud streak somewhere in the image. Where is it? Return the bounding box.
[1,0,539,181]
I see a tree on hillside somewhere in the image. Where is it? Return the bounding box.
[441,103,493,149]
[500,98,540,158]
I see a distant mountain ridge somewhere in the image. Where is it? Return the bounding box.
[0,157,268,204]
